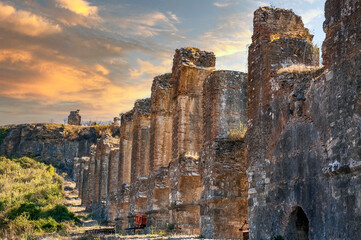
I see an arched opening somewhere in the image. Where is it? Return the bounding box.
[285,206,309,240]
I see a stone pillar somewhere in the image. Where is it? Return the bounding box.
[78,157,89,205]
[199,70,248,239]
[116,110,134,232]
[169,47,215,235]
[246,7,321,239]
[146,73,174,232]
[91,134,119,223]
[80,157,90,207]
[106,147,120,226]
[128,98,151,230]
[73,157,80,182]
[85,144,96,210]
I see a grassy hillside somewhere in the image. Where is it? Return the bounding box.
[0,156,79,239]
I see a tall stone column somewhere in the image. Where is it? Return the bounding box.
[169,47,215,235]
[80,157,90,207]
[92,134,119,223]
[128,98,151,230]
[106,146,120,225]
[199,70,248,239]
[146,73,174,232]
[78,157,89,206]
[115,110,134,232]
[85,144,96,210]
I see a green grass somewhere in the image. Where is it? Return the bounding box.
[0,156,79,239]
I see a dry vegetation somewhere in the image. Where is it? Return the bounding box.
[0,157,79,239]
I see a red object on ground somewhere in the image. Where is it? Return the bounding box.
[135,214,147,226]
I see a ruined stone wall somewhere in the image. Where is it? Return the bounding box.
[200,70,248,239]
[169,47,215,235]
[247,4,361,239]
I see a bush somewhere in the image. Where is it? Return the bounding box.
[7,203,42,220]
[46,205,79,223]
[0,156,77,239]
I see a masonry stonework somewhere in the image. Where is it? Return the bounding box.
[247,4,361,240]
[146,73,174,232]
[200,70,248,239]
[169,47,215,235]
[128,98,151,230]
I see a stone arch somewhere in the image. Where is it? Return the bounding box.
[285,206,309,240]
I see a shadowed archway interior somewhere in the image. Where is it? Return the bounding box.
[285,206,309,240]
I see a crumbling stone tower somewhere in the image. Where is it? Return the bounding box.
[116,110,134,231]
[246,7,320,239]
[68,109,81,125]
[246,3,361,239]
[200,71,248,239]
[169,47,215,234]
[146,73,174,231]
[128,98,151,229]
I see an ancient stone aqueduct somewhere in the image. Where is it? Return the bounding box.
[73,1,361,238]
[2,0,359,239]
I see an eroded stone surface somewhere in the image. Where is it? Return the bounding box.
[247,3,361,240]
[200,70,248,239]
[0,123,97,175]
[169,47,215,235]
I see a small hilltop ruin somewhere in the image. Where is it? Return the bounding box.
[68,110,82,125]
[1,1,360,239]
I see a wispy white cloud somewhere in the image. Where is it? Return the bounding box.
[117,11,180,38]
[129,59,172,79]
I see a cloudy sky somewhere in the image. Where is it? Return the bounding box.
[0,0,325,125]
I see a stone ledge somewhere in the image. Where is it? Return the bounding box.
[322,161,361,176]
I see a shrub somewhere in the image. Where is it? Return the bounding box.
[227,122,247,140]
[167,223,175,231]
[7,203,42,220]
[46,205,79,223]
[0,156,77,239]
